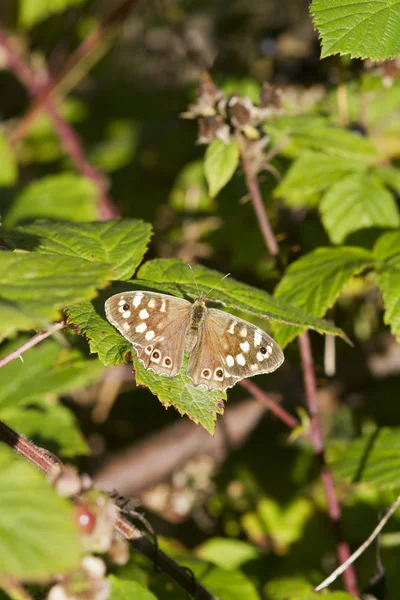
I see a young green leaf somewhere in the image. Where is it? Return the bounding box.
[135,258,345,338]
[374,230,400,340]
[204,138,239,198]
[264,116,380,161]
[19,0,86,28]
[0,253,111,340]
[195,538,260,570]
[108,575,158,600]
[0,445,81,579]
[0,132,17,186]
[13,219,152,281]
[290,592,353,600]
[272,247,374,347]
[274,151,367,208]
[4,174,98,228]
[331,428,400,490]
[311,0,400,60]
[320,173,400,244]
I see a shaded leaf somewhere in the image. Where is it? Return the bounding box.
[0,445,81,579]
[204,138,239,198]
[195,538,260,570]
[331,427,400,490]
[0,253,111,339]
[108,575,157,600]
[374,230,400,340]
[275,150,367,208]
[320,173,399,244]
[13,219,152,281]
[272,247,373,347]
[0,133,17,186]
[311,0,400,61]
[20,0,87,28]
[4,174,98,227]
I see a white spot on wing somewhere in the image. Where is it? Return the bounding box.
[240,341,250,353]
[118,298,125,306]
[135,322,147,333]
[236,353,246,366]
[160,299,166,312]
[139,308,149,319]
[239,327,247,337]
[145,330,155,341]
[148,298,156,308]
[226,355,234,367]
[250,364,257,371]
[256,351,264,361]
[133,294,143,309]
[122,310,131,319]
[228,321,236,334]
[123,322,130,331]
[254,331,262,346]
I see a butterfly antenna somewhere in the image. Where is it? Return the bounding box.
[187,263,201,297]
[206,273,231,299]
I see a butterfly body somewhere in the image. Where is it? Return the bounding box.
[105,290,284,391]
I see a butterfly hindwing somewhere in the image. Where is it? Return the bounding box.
[105,291,191,377]
[187,308,284,391]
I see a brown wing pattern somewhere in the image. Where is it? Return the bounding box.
[105,291,191,377]
[187,308,284,391]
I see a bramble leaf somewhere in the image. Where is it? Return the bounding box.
[204,138,240,198]
[374,230,400,340]
[20,0,87,28]
[108,575,158,600]
[0,132,17,186]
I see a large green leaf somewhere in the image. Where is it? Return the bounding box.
[4,174,98,228]
[331,428,400,490]
[0,133,17,186]
[66,297,225,434]
[264,116,380,161]
[311,0,400,61]
[204,138,240,198]
[374,230,400,340]
[134,259,345,338]
[20,0,87,28]
[0,445,81,579]
[320,173,400,244]
[0,253,111,339]
[108,575,158,600]
[13,219,152,281]
[195,538,260,570]
[274,150,367,208]
[272,247,374,347]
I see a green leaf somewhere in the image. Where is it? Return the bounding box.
[169,160,216,212]
[0,133,17,186]
[4,174,98,228]
[375,166,400,195]
[275,150,367,208]
[66,298,225,434]
[0,445,81,579]
[331,427,400,490]
[272,247,374,347]
[374,230,400,340]
[0,253,111,339]
[195,538,260,570]
[320,173,400,244]
[264,116,380,161]
[204,138,239,198]
[0,338,101,455]
[311,0,400,61]
[135,258,345,338]
[108,575,157,600]
[290,592,353,600]
[19,0,87,28]
[13,219,152,281]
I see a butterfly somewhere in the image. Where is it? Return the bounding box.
[105,290,284,391]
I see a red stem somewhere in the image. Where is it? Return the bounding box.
[240,378,298,429]
[0,322,65,370]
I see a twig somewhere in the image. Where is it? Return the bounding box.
[0,421,214,600]
[316,494,400,592]
[0,576,34,600]
[0,29,118,220]
[298,332,359,597]
[239,378,299,430]
[0,321,65,370]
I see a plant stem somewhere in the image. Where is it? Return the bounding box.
[298,332,359,597]
[0,420,214,600]
[0,322,65,370]
[240,379,298,429]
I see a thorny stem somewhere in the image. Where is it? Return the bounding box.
[0,29,117,220]
[0,321,66,370]
[298,332,359,597]
[242,137,359,596]
[240,378,298,430]
[0,421,214,600]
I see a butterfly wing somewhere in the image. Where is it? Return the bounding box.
[187,308,284,391]
[105,291,191,377]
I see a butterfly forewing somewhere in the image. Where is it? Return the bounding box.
[105,291,191,377]
[187,308,284,391]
